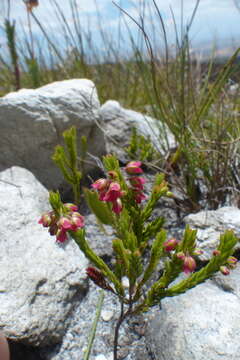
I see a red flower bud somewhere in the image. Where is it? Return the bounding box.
[227,256,238,269]
[86,267,114,292]
[220,266,230,276]
[129,176,146,190]
[213,250,221,256]
[64,203,78,212]
[193,248,204,256]
[163,238,179,252]
[183,255,196,274]
[125,161,143,174]
[112,198,123,214]
[176,252,185,261]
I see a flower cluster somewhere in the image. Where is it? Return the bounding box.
[91,161,147,214]
[38,203,84,243]
[126,162,146,204]
[163,237,201,274]
[91,178,125,214]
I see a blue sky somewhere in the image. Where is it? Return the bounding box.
[0,0,240,58]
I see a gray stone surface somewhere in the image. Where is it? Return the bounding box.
[184,206,240,260]
[100,100,175,161]
[84,214,115,258]
[0,167,89,346]
[40,284,148,360]
[145,265,240,360]
[0,79,106,189]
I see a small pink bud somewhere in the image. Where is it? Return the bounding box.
[91,178,109,191]
[38,212,52,227]
[227,256,237,264]
[176,252,185,261]
[213,250,221,256]
[125,161,143,174]
[71,212,85,230]
[64,203,78,212]
[193,248,204,256]
[56,229,68,243]
[227,256,237,269]
[112,198,123,214]
[49,223,58,236]
[183,255,196,274]
[163,238,179,252]
[220,266,230,276]
[108,171,118,179]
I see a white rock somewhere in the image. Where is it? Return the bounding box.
[146,266,240,360]
[94,355,107,360]
[0,167,89,346]
[184,206,240,259]
[100,100,175,161]
[0,79,106,189]
[101,310,114,322]
[122,276,130,288]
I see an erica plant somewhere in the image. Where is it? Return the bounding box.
[39,150,238,360]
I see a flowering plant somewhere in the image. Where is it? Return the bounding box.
[39,128,238,360]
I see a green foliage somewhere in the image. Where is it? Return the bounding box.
[72,228,124,297]
[4,19,20,90]
[83,188,115,226]
[52,126,83,204]
[26,58,40,88]
[45,153,238,360]
[49,190,63,215]
[69,155,237,312]
[125,127,161,163]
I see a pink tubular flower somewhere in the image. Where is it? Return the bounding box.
[163,238,179,252]
[183,255,196,274]
[132,190,146,204]
[91,178,109,191]
[64,203,78,212]
[58,216,73,230]
[129,176,146,190]
[112,198,123,214]
[125,161,143,174]
[56,229,68,243]
[103,182,124,202]
[71,212,85,230]
[38,212,53,227]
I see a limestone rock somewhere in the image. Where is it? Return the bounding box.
[0,167,89,346]
[145,266,240,360]
[100,100,175,162]
[0,79,106,189]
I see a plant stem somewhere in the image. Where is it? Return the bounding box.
[83,289,105,360]
[113,300,132,360]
